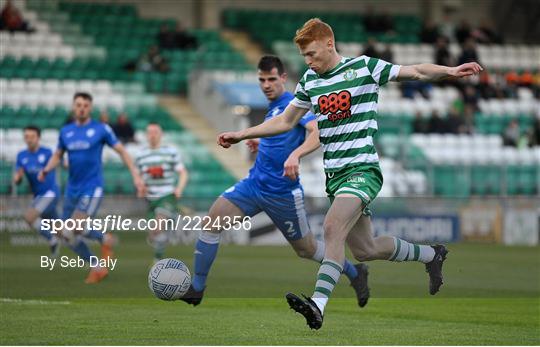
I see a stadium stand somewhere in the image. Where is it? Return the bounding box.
[0,1,239,208]
[2,2,538,201]
[219,7,539,197]
[2,1,252,92]
[223,9,423,48]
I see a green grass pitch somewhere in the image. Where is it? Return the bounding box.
[1,233,539,345]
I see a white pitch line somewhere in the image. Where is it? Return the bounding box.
[0,298,71,305]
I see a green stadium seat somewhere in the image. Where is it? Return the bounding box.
[16,183,31,195]
[0,67,16,78]
[11,117,30,129]
[0,4,243,196]
[148,73,166,93]
[484,165,502,195]
[51,58,69,70]
[17,57,35,70]
[517,165,538,195]
[2,118,15,128]
[505,165,519,195]
[16,106,33,118]
[1,106,17,119]
[0,182,10,195]
[119,183,136,194]
[433,165,470,197]
[471,166,488,195]
[34,106,50,118]
[0,56,17,69]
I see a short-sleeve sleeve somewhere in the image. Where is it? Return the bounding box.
[134,150,143,171]
[103,124,119,147]
[298,111,316,127]
[57,131,66,151]
[366,56,401,86]
[43,148,52,163]
[290,78,312,110]
[15,152,23,171]
[173,148,185,171]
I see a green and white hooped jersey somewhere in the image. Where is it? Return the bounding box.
[291,56,401,173]
[135,145,184,200]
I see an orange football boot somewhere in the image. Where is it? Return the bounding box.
[84,267,109,284]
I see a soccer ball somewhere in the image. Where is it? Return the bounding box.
[148,258,191,301]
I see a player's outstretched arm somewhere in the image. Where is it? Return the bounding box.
[283,120,320,180]
[113,143,146,196]
[38,149,63,181]
[217,104,309,148]
[397,62,483,82]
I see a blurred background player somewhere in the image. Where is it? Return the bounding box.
[182,56,370,307]
[12,125,60,257]
[135,123,189,263]
[217,18,483,329]
[39,92,145,284]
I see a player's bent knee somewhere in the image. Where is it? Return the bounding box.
[208,204,244,233]
[294,247,315,259]
[322,220,337,235]
[23,212,34,224]
[323,220,348,243]
[205,211,229,234]
[23,209,39,224]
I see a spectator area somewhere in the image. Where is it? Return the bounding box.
[223,9,422,48]
[2,1,252,93]
[1,2,539,199]
[0,1,242,205]
[220,8,540,197]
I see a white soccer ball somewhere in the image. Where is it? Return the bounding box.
[148,258,191,301]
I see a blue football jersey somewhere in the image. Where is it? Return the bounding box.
[16,146,59,196]
[249,91,316,192]
[58,120,118,193]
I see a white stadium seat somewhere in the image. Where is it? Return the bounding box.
[4,92,22,107]
[77,80,95,93]
[43,80,61,93]
[93,81,112,94]
[517,88,534,100]
[105,94,125,110]
[6,129,21,141]
[7,79,26,92]
[0,79,7,96]
[23,91,40,107]
[60,81,77,94]
[26,79,43,93]
[12,32,27,44]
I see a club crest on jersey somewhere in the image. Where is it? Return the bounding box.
[270,107,281,117]
[86,128,95,138]
[343,68,357,81]
[38,154,46,163]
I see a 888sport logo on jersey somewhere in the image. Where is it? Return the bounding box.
[317,90,352,122]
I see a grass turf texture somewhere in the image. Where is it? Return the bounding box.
[1,233,539,345]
